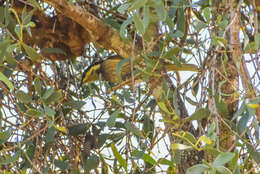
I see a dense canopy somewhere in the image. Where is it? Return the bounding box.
[0,0,259,173]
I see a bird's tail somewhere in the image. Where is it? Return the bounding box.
[165,63,199,72]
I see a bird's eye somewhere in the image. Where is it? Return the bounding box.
[91,69,96,75]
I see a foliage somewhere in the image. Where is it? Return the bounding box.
[0,0,259,173]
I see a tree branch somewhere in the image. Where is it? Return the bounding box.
[43,0,134,58]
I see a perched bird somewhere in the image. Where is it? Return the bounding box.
[81,56,199,85]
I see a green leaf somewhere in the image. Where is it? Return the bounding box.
[120,17,133,39]
[28,0,41,9]
[150,0,166,21]
[142,153,157,165]
[22,43,41,62]
[0,72,14,90]
[133,150,156,165]
[116,58,130,80]
[133,13,145,34]
[98,134,109,147]
[194,20,208,31]
[45,126,56,144]
[186,164,209,174]
[124,121,141,137]
[42,87,55,100]
[111,144,127,171]
[172,30,184,38]
[213,152,235,168]
[104,17,121,31]
[44,104,56,117]
[41,48,67,55]
[163,47,182,61]
[0,129,12,145]
[44,90,63,104]
[143,6,150,29]
[203,7,211,22]
[171,143,192,150]
[0,40,12,60]
[246,142,260,164]
[215,96,229,118]
[176,8,185,33]
[63,100,86,109]
[16,91,32,104]
[26,109,43,117]
[192,8,206,23]
[157,102,175,116]
[232,101,246,120]
[237,113,250,135]
[255,33,260,48]
[34,78,43,97]
[142,115,154,138]
[180,131,197,144]
[117,3,129,14]
[185,108,210,122]
[0,7,4,24]
[84,155,99,171]
[0,150,21,165]
[106,110,119,128]
[68,124,88,136]
[158,158,174,167]
[54,159,68,171]
[22,6,34,25]
[216,166,232,174]
[129,0,148,10]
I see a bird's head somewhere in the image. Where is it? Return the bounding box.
[80,63,101,86]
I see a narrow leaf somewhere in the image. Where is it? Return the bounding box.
[216,166,233,174]
[158,158,174,167]
[150,0,166,21]
[0,129,12,145]
[124,121,141,137]
[44,104,56,117]
[133,13,145,34]
[63,100,86,109]
[171,143,192,150]
[26,109,43,117]
[120,17,133,39]
[41,48,67,55]
[0,150,21,165]
[16,91,32,104]
[117,3,129,14]
[84,155,99,171]
[22,43,41,62]
[185,108,210,122]
[54,159,69,171]
[186,164,209,174]
[68,124,88,136]
[129,0,148,10]
[213,152,235,168]
[44,90,63,104]
[111,144,127,171]
[42,87,55,100]
[106,110,119,128]
[0,72,14,90]
[157,102,175,115]
[142,153,157,165]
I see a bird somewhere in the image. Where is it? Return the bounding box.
[80,55,199,85]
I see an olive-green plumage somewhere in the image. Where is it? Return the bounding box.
[81,56,199,85]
